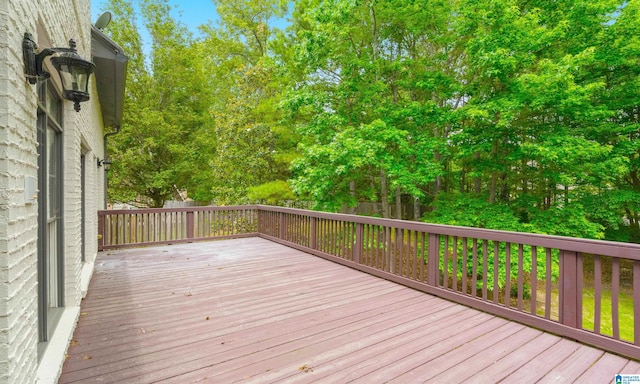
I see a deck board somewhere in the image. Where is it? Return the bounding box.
[60,238,636,383]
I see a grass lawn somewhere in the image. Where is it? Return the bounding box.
[582,286,635,342]
[532,283,634,342]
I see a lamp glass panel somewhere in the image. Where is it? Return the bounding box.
[50,55,94,102]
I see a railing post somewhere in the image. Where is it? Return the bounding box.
[98,211,105,251]
[560,250,580,328]
[353,223,363,264]
[310,217,317,249]
[427,233,439,286]
[186,211,194,241]
[635,261,640,345]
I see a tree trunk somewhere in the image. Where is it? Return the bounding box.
[349,181,357,214]
[434,126,441,195]
[414,196,421,220]
[380,170,390,218]
[489,171,497,204]
[395,187,402,219]
[500,172,509,202]
[474,152,481,193]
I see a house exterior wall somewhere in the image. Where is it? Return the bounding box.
[0,1,105,383]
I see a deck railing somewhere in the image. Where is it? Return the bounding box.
[98,206,258,250]
[99,205,640,360]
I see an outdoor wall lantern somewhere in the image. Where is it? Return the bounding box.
[23,32,96,112]
[97,158,112,170]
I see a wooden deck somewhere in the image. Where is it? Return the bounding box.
[60,237,639,383]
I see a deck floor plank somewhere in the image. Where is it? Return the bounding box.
[536,345,605,383]
[575,353,631,383]
[463,333,563,383]
[60,238,637,383]
[425,326,544,383]
[287,311,492,384]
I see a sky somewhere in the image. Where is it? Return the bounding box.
[91,0,289,60]
[91,0,220,37]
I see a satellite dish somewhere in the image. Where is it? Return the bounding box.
[94,12,112,30]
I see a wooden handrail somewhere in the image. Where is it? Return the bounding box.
[98,205,258,250]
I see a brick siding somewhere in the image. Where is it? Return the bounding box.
[0,0,106,383]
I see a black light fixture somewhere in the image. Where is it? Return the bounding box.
[97,158,112,170]
[23,32,96,112]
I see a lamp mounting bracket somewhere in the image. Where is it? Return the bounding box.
[23,32,79,84]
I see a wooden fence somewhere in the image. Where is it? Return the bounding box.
[99,205,640,360]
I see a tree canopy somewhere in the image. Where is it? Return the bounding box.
[99,0,640,242]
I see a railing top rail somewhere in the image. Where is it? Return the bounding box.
[255,205,640,259]
[98,205,258,216]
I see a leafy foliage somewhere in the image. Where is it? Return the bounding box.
[284,0,640,242]
[101,0,640,244]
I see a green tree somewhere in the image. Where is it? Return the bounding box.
[203,0,297,205]
[286,0,459,217]
[101,0,215,207]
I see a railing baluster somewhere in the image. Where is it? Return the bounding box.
[323,218,327,254]
[187,211,194,240]
[98,212,105,251]
[399,228,405,276]
[324,219,329,254]
[420,232,426,282]
[412,231,418,280]
[329,219,333,254]
[531,246,537,316]
[493,241,499,304]
[428,233,439,286]
[517,244,524,311]
[373,225,379,268]
[452,237,458,292]
[505,243,511,308]
[354,223,363,264]
[335,220,339,257]
[345,221,350,259]
[577,252,583,329]
[131,213,135,243]
[545,248,552,319]
[472,239,478,297]
[330,219,335,256]
[462,238,468,295]
[364,224,370,266]
[444,236,449,289]
[160,211,165,241]
[341,221,346,259]
[635,260,640,345]
[385,227,391,273]
[382,226,387,270]
[333,218,337,255]
[482,239,488,300]
[279,212,285,240]
[613,258,620,339]
[594,254,602,334]
[310,217,317,250]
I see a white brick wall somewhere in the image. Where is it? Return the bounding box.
[0,0,106,383]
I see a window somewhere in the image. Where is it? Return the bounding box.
[37,80,64,359]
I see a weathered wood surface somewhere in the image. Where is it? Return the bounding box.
[60,238,636,383]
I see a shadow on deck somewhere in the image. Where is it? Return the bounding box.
[61,238,638,383]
